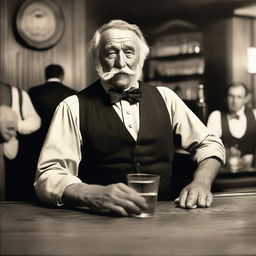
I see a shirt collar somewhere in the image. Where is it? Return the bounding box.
[47,78,61,83]
[228,106,245,119]
[235,106,245,117]
[100,79,139,94]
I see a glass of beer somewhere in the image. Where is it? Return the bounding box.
[127,173,160,218]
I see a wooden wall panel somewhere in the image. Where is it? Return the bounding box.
[0,0,87,92]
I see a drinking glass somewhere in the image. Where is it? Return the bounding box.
[127,173,160,218]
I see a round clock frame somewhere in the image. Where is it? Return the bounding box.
[16,0,65,50]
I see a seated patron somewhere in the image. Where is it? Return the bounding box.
[35,20,225,216]
[207,82,256,171]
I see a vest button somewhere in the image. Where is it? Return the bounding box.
[128,124,133,128]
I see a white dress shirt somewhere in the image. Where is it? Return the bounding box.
[35,81,225,205]
[4,87,41,159]
[207,106,256,139]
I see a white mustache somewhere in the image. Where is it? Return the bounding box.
[99,66,136,81]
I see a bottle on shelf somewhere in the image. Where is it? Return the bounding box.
[196,84,208,124]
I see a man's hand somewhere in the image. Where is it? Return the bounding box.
[0,106,18,142]
[175,181,213,209]
[175,157,221,210]
[63,182,148,217]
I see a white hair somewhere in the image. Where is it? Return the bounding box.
[89,20,150,72]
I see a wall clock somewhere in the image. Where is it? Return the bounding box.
[16,0,65,50]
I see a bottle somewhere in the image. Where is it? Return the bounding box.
[196,84,208,124]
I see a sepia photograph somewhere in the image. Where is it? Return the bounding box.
[1,0,256,255]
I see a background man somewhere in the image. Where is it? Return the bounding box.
[29,64,76,141]
[25,65,76,200]
[0,82,41,200]
[0,105,18,200]
[207,82,256,169]
[35,20,225,216]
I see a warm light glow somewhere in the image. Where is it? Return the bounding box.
[247,47,256,74]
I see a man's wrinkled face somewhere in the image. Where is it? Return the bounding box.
[227,86,248,113]
[98,28,140,89]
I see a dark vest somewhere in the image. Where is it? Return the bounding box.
[221,108,256,156]
[77,80,174,200]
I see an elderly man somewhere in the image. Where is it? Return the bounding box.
[35,20,225,216]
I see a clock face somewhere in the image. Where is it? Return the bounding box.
[16,0,64,50]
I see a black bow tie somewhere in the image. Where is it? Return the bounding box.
[108,88,142,104]
[230,114,240,120]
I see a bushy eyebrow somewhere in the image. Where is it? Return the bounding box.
[123,44,136,50]
[105,40,137,50]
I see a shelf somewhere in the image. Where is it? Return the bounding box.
[148,57,204,79]
[146,79,202,101]
[149,52,204,61]
[148,74,204,82]
[146,20,205,102]
[150,31,203,58]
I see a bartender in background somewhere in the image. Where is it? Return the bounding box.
[207,82,256,170]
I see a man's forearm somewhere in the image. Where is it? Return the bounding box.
[193,157,222,188]
[62,183,98,207]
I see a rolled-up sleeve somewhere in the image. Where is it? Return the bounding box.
[34,96,83,205]
[157,86,225,164]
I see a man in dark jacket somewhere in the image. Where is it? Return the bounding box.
[29,64,76,138]
[27,65,76,200]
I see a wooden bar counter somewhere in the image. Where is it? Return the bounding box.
[1,193,256,256]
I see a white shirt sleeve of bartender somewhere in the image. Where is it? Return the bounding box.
[34,96,82,205]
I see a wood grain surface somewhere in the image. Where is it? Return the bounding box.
[1,194,256,256]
